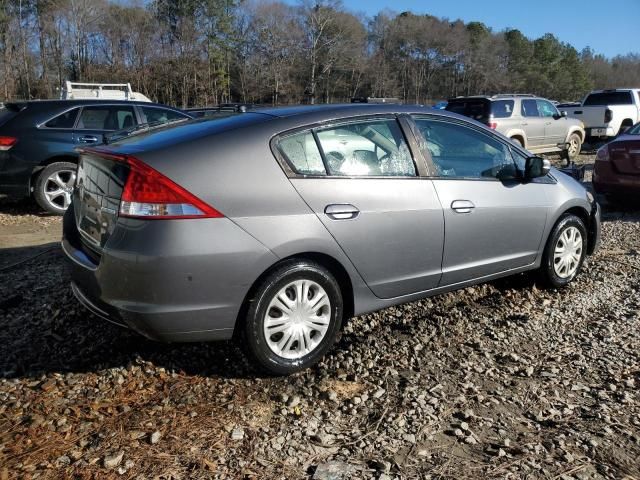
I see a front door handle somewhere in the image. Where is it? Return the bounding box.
[79,135,98,143]
[324,204,359,220]
[451,200,475,213]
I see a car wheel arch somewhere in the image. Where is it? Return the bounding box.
[232,252,355,340]
[567,128,584,142]
[30,154,79,191]
[549,206,591,251]
[508,133,526,148]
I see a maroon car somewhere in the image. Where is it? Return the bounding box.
[593,123,640,200]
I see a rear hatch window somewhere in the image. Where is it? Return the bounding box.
[584,92,633,106]
[0,103,26,127]
[74,151,129,254]
[445,99,491,123]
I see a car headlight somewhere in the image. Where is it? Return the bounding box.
[586,191,595,203]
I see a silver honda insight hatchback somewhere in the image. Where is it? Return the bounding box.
[63,105,601,374]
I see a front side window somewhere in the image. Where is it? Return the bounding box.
[77,106,136,130]
[537,100,558,118]
[45,108,79,128]
[412,117,517,180]
[140,107,189,124]
[521,100,540,117]
[315,119,416,176]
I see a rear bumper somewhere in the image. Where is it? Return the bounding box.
[586,126,616,139]
[62,205,279,342]
[592,160,640,196]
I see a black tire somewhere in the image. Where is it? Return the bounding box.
[33,162,77,215]
[563,132,582,164]
[244,260,343,375]
[539,214,587,288]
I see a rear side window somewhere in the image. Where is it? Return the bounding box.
[490,100,514,118]
[278,131,326,175]
[521,100,540,117]
[315,119,415,176]
[77,106,136,130]
[584,92,633,106]
[45,108,79,128]
[140,107,189,124]
[446,100,489,122]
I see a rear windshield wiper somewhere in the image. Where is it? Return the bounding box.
[103,118,189,144]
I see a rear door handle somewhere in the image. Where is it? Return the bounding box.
[451,200,475,213]
[79,135,98,143]
[324,204,359,220]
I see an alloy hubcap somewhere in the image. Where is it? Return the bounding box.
[568,138,579,156]
[553,226,583,278]
[263,279,331,360]
[44,169,76,210]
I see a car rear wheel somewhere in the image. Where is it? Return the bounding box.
[539,214,587,288]
[244,260,343,375]
[33,162,77,215]
[563,133,582,163]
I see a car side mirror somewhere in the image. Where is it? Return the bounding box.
[524,156,551,180]
[561,110,568,117]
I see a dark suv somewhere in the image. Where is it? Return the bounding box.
[0,100,191,214]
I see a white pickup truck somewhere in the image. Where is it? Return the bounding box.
[559,89,640,142]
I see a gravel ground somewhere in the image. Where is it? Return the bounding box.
[1,153,639,479]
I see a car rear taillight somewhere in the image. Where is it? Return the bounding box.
[604,108,613,124]
[80,149,223,219]
[596,145,609,162]
[0,136,17,151]
[487,122,497,129]
[119,156,223,219]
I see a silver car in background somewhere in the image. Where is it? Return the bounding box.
[63,105,600,375]
[446,94,586,163]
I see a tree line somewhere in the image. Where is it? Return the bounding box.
[1,0,638,107]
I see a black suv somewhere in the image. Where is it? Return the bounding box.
[0,100,191,214]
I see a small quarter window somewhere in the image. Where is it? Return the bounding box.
[278,131,326,175]
[45,108,79,128]
[140,107,189,124]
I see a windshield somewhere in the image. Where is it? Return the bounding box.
[626,123,640,135]
[584,91,633,106]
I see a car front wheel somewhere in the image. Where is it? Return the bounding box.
[244,260,343,375]
[539,214,587,288]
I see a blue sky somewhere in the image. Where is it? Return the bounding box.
[337,0,639,58]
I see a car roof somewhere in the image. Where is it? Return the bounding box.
[249,103,451,118]
[7,99,182,109]
[101,103,482,155]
